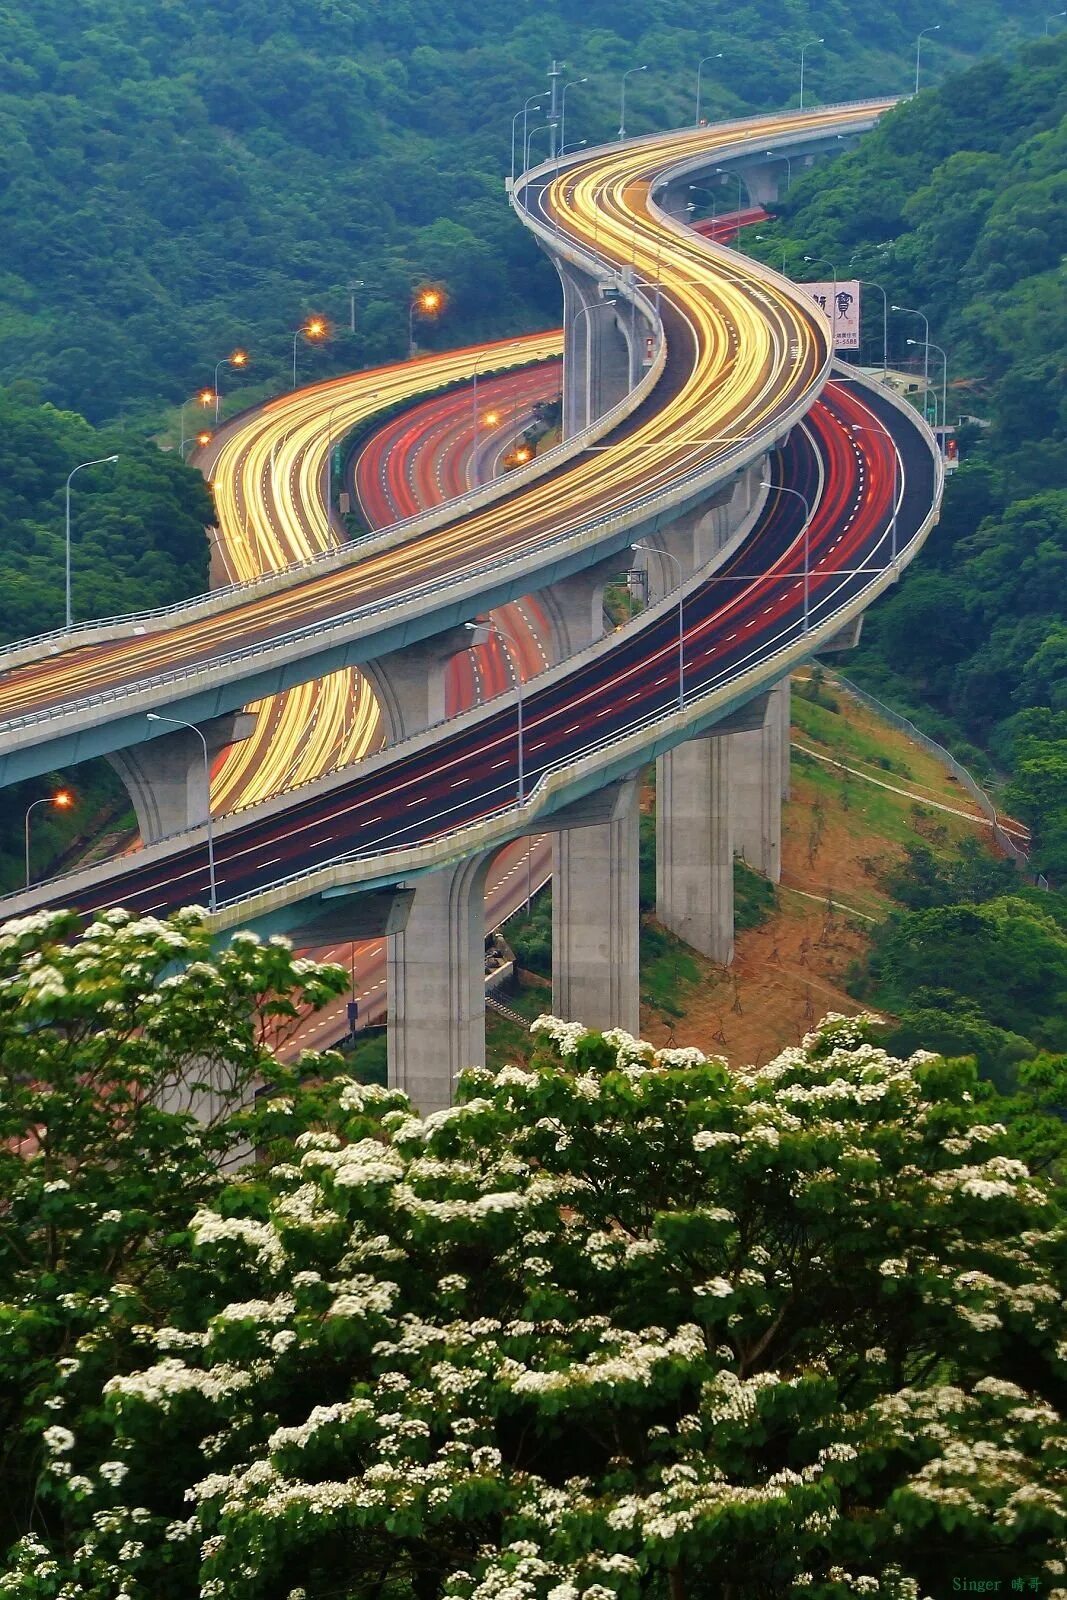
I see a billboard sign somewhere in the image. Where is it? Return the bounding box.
[800,279,861,351]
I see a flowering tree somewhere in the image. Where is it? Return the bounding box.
[0,906,348,1568]
[2,968,1063,1600]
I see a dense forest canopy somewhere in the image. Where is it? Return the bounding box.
[0,0,1042,423]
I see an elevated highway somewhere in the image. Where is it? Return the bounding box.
[0,101,892,786]
[0,98,941,1107]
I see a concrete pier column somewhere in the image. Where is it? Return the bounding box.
[552,775,640,1033]
[362,625,474,744]
[779,676,792,801]
[387,851,495,1114]
[730,682,786,883]
[107,710,256,844]
[656,736,734,965]
[539,552,628,660]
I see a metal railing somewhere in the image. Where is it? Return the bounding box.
[830,673,1042,880]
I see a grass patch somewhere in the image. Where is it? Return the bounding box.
[735,859,777,930]
[639,920,703,1019]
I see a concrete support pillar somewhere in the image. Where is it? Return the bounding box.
[730,683,786,883]
[552,775,640,1033]
[387,852,494,1114]
[539,552,628,660]
[362,625,474,744]
[779,675,792,802]
[107,711,256,844]
[656,736,734,965]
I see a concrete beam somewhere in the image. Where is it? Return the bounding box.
[818,615,864,653]
[552,774,640,1033]
[284,887,414,945]
[107,710,256,844]
[362,625,475,744]
[387,851,494,1114]
[656,734,733,965]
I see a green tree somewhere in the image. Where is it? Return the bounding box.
[1,968,1063,1599]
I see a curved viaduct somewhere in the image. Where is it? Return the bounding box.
[0,100,942,1109]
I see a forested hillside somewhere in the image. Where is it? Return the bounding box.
[743,35,1067,878]
[0,0,1035,424]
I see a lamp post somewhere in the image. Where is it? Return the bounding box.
[25,789,73,888]
[915,24,940,93]
[893,302,932,421]
[65,454,119,631]
[618,65,647,140]
[292,316,326,389]
[716,166,745,239]
[467,620,525,804]
[1046,11,1067,32]
[524,121,551,171]
[695,52,723,124]
[799,38,823,109]
[632,542,684,712]
[559,77,587,156]
[347,279,365,334]
[766,148,793,191]
[761,480,813,632]
[755,234,789,273]
[855,278,889,377]
[408,285,443,358]
[146,713,217,911]
[212,350,248,425]
[511,96,543,183]
[805,254,840,350]
[568,299,616,430]
[180,390,214,457]
[911,338,948,444]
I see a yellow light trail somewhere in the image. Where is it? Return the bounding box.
[0,106,894,737]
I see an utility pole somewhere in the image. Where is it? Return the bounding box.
[348,279,364,334]
[547,59,564,157]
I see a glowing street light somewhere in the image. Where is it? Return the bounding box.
[25,788,73,887]
[408,285,444,357]
[195,430,212,448]
[292,316,327,389]
[180,388,215,457]
[212,349,249,424]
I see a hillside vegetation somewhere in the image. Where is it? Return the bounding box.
[743,35,1067,878]
[0,0,1035,424]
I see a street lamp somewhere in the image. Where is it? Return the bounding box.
[524,121,550,171]
[852,276,889,377]
[799,38,823,109]
[466,620,525,804]
[695,52,723,124]
[755,234,789,273]
[766,149,793,191]
[65,454,119,631]
[347,279,365,334]
[761,480,814,633]
[212,350,249,425]
[559,77,587,156]
[893,302,932,420]
[915,25,940,94]
[618,65,647,140]
[910,338,948,443]
[633,542,684,712]
[1046,11,1067,32]
[805,255,840,348]
[716,166,746,230]
[408,284,443,357]
[511,97,543,183]
[25,789,73,888]
[180,389,215,457]
[292,316,327,389]
[146,713,217,911]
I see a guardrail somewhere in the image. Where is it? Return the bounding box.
[831,673,1042,880]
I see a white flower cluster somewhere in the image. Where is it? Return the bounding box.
[529,1015,588,1057]
[189,1211,285,1270]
